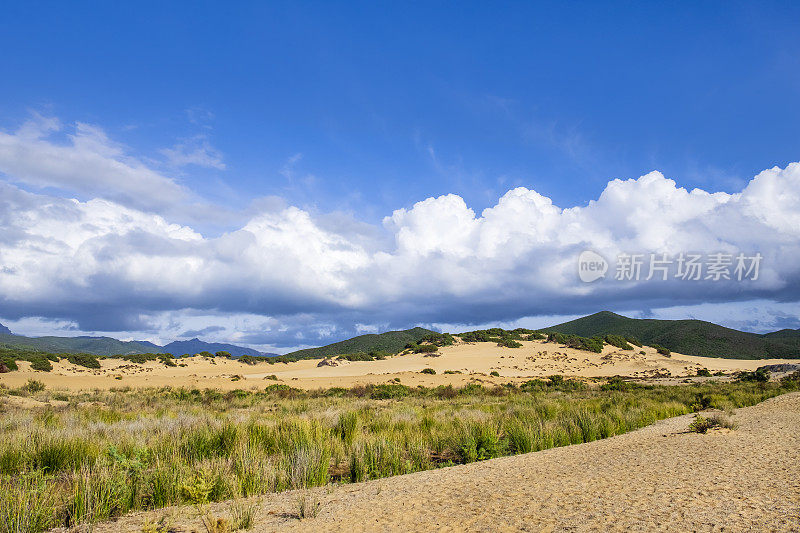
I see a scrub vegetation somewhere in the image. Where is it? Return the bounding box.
[1,378,797,532]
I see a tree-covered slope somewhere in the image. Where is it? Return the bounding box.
[162,338,272,357]
[283,327,435,360]
[0,333,157,356]
[544,311,800,359]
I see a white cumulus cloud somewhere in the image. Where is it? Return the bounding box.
[1,156,799,342]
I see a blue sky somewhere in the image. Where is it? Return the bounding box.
[1,2,799,351]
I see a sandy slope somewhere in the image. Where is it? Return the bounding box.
[93,392,800,532]
[3,339,799,391]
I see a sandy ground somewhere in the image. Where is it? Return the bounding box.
[3,339,799,391]
[91,392,800,532]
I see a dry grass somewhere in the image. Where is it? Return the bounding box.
[0,379,795,532]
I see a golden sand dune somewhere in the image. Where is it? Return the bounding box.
[2,338,799,391]
[93,392,800,531]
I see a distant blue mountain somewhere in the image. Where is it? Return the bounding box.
[161,338,275,357]
[0,324,273,357]
[134,340,165,352]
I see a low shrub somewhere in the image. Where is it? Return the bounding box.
[688,413,736,433]
[604,335,633,350]
[27,355,53,372]
[737,368,770,382]
[66,354,101,369]
[369,384,410,399]
[600,377,643,391]
[420,368,436,375]
[0,357,18,372]
[546,333,603,353]
[23,379,46,393]
[651,344,671,356]
[626,336,642,347]
[412,345,438,354]
[120,354,158,364]
[420,332,455,347]
[497,339,523,348]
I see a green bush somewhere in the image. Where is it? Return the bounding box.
[737,368,770,382]
[420,333,455,347]
[23,379,46,393]
[411,345,438,354]
[66,354,101,369]
[651,344,671,356]
[267,355,299,364]
[420,368,436,375]
[604,335,633,350]
[600,377,644,391]
[696,368,712,377]
[546,333,603,353]
[626,336,643,347]
[489,371,500,377]
[27,355,53,372]
[497,339,523,348]
[120,354,158,364]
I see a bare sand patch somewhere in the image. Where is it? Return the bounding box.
[3,339,798,391]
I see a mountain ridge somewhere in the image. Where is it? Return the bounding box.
[283,327,435,360]
[543,311,800,359]
[2,314,799,360]
[162,338,272,358]
[0,328,271,357]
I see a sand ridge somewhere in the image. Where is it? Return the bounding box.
[3,338,799,391]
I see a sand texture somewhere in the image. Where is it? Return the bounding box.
[91,392,800,532]
[4,338,799,391]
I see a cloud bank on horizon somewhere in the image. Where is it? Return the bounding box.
[1,116,799,351]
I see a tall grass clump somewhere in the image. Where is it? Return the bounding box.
[0,379,795,531]
[0,472,57,533]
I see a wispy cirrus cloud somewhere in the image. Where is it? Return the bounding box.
[0,114,190,211]
[161,135,225,170]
